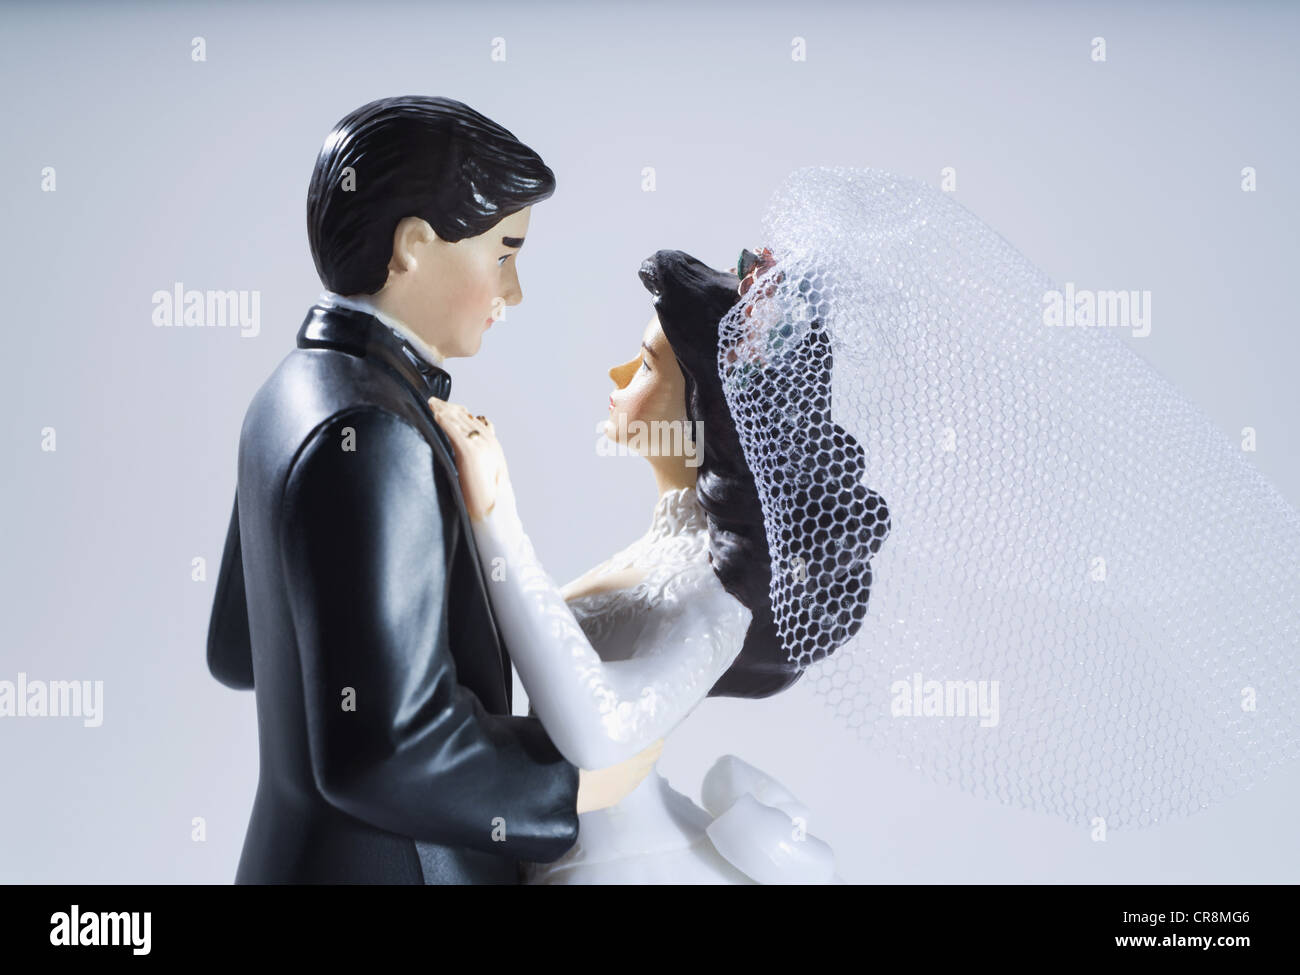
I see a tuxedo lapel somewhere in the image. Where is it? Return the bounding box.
[297,303,514,710]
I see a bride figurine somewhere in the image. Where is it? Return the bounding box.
[430,243,889,884]
[435,165,1300,880]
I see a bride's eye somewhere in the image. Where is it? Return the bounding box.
[639,356,651,373]
[498,254,512,266]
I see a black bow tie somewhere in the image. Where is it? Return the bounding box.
[398,344,452,401]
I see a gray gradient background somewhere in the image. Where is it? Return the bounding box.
[1,0,1297,883]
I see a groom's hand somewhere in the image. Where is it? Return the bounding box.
[575,739,664,814]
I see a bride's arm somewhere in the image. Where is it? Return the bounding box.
[474,477,753,770]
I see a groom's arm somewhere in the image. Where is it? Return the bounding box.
[207,492,254,690]
[279,406,579,863]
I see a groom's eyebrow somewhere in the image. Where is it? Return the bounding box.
[641,341,657,359]
[502,236,525,249]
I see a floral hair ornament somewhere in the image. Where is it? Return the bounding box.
[736,246,781,300]
[726,246,817,393]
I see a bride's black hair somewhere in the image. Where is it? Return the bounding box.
[639,250,889,698]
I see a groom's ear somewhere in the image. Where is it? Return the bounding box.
[384,216,438,281]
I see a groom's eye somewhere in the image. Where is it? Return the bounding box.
[498,254,512,266]
[639,357,651,373]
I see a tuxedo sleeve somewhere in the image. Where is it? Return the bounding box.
[207,493,254,690]
[279,406,579,863]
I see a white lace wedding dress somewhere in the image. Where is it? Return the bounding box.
[472,482,837,884]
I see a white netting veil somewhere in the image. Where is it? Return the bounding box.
[717,166,1300,829]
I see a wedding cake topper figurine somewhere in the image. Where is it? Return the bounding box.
[208,96,1299,885]
[206,95,661,885]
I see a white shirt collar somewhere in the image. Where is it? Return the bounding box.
[318,291,446,367]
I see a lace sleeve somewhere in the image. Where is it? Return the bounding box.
[472,480,753,770]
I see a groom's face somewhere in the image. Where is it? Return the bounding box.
[382,205,531,358]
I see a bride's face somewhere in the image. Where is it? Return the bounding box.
[604,314,687,450]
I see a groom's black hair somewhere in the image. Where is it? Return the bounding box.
[307,95,556,296]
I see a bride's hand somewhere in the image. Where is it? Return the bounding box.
[428,399,508,523]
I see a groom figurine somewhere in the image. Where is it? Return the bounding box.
[207,96,650,884]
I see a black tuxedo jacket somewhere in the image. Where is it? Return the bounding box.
[206,302,580,884]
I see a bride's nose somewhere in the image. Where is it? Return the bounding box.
[609,357,638,387]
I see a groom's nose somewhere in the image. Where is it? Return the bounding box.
[501,263,523,306]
